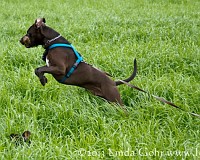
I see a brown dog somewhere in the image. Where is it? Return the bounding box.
[20,18,137,108]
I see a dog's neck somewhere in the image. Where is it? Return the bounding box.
[41,26,70,49]
[44,34,61,46]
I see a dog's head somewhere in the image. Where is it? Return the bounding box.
[20,18,46,48]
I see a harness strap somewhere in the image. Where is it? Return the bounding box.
[48,43,83,83]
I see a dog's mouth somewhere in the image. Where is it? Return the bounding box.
[20,36,32,48]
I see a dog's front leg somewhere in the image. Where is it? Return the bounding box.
[35,66,48,86]
[35,65,65,86]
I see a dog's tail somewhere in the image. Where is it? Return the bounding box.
[115,58,137,86]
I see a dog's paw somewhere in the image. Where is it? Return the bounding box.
[40,76,47,86]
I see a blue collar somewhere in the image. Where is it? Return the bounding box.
[48,43,83,83]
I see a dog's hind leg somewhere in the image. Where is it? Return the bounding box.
[82,83,127,113]
[100,84,129,114]
[101,85,123,105]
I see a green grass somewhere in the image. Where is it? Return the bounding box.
[0,0,200,159]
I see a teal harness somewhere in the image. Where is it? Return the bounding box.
[48,43,83,83]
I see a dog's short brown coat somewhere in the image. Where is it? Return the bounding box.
[20,18,137,109]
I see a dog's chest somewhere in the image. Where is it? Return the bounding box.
[46,57,50,67]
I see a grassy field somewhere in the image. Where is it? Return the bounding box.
[0,0,199,159]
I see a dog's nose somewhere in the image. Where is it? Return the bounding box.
[20,38,24,45]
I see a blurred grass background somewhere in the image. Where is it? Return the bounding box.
[0,0,199,159]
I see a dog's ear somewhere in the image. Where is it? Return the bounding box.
[35,18,46,29]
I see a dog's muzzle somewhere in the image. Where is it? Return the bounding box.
[20,35,31,48]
